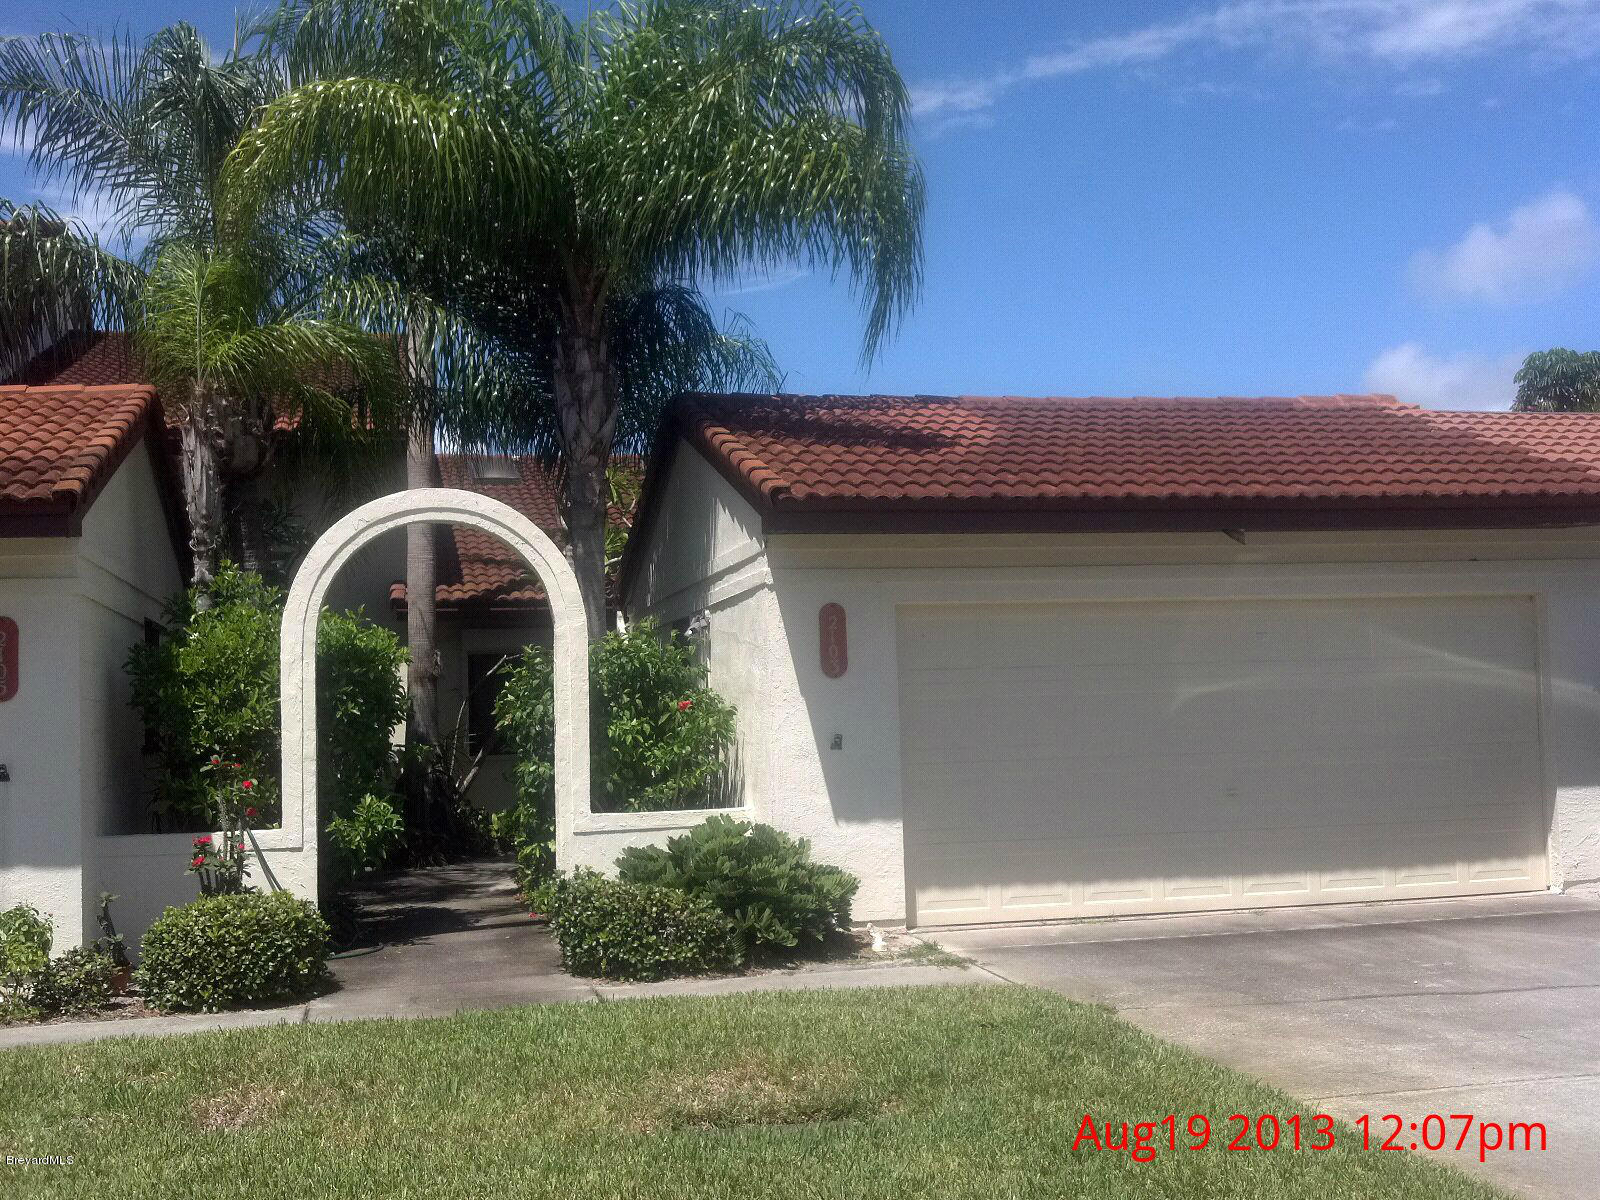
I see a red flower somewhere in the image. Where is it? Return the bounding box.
[195,835,212,845]
[231,762,242,769]
[245,807,257,819]
[235,842,245,852]
[241,779,255,790]
[191,856,205,868]
[677,699,693,712]
[209,755,221,765]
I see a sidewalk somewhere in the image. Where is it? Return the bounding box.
[0,860,982,1049]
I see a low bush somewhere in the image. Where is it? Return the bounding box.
[616,816,859,958]
[540,869,739,982]
[135,892,330,1012]
[326,793,407,878]
[0,906,118,1022]
[31,945,116,1016]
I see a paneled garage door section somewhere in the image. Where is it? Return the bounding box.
[898,596,1548,926]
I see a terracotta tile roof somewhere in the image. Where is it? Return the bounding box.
[6,330,139,387]
[671,393,1600,523]
[388,455,640,613]
[0,383,160,520]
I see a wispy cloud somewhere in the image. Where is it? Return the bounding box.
[709,267,811,298]
[1363,341,1523,408]
[911,1,1600,122]
[1408,189,1600,304]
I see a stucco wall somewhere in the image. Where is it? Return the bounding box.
[0,439,185,949]
[0,546,87,945]
[632,452,1600,927]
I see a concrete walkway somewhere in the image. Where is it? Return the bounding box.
[0,860,979,1049]
[937,892,1600,1200]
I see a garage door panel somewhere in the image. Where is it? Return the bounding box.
[899,596,1549,926]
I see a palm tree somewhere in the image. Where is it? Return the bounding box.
[0,199,135,380]
[228,0,924,638]
[135,241,401,590]
[0,23,402,589]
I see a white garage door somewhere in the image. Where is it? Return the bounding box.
[898,596,1549,927]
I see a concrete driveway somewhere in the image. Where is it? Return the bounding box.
[936,893,1600,1199]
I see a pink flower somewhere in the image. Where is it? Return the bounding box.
[195,835,212,845]
[677,699,693,712]
[235,842,245,852]
[191,856,205,868]
[241,779,255,791]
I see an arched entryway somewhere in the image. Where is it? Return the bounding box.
[275,488,590,902]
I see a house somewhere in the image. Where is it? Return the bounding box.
[0,334,577,943]
[616,392,1600,928]
[0,379,186,944]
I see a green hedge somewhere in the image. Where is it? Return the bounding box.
[616,816,859,957]
[135,892,330,1012]
[539,870,739,982]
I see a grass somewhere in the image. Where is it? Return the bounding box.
[0,985,1505,1199]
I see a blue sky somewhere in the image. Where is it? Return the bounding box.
[5,0,1599,408]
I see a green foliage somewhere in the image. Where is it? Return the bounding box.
[0,908,117,1021]
[495,619,737,896]
[617,816,859,957]
[126,563,409,834]
[134,892,330,1012]
[540,869,739,982]
[1514,348,1600,412]
[497,618,736,816]
[31,945,116,1017]
[0,201,135,380]
[0,905,53,1007]
[326,794,407,878]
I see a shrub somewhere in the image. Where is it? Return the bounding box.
[0,905,52,1021]
[32,946,115,1016]
[326,794,407,878]
[135,892,330,1012]
[541,869,740,982]
[617,816,859,957]
[126,563,408,837]
[495,619,737,893]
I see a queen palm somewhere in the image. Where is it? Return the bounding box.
[0,23,400,589]
[135,240,401,589]
[228,0,924,638]
[0,199,135,379]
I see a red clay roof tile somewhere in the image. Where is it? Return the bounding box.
[674,393,1600,516]
[0,383,158,515]
[389,455,639,612]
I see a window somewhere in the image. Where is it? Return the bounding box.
[466,653,510,756]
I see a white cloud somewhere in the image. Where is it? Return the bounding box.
[1363,342,1523,408]
[1408,189,1600,304]
[709,267,811,298]
[911,1,1600,121]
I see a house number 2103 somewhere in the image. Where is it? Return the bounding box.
[819,603,847,679]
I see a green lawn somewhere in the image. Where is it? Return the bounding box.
[0,985,1504,1199]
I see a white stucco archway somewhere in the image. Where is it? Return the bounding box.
[273,488,590,903]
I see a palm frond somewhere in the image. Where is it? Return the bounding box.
[224,76,560,252]
[581,0,923,360]
[0,198,136,378]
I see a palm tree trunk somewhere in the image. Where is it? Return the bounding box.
[405,422,442,745]
[554,280,618,641]
[178,401,224,600]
